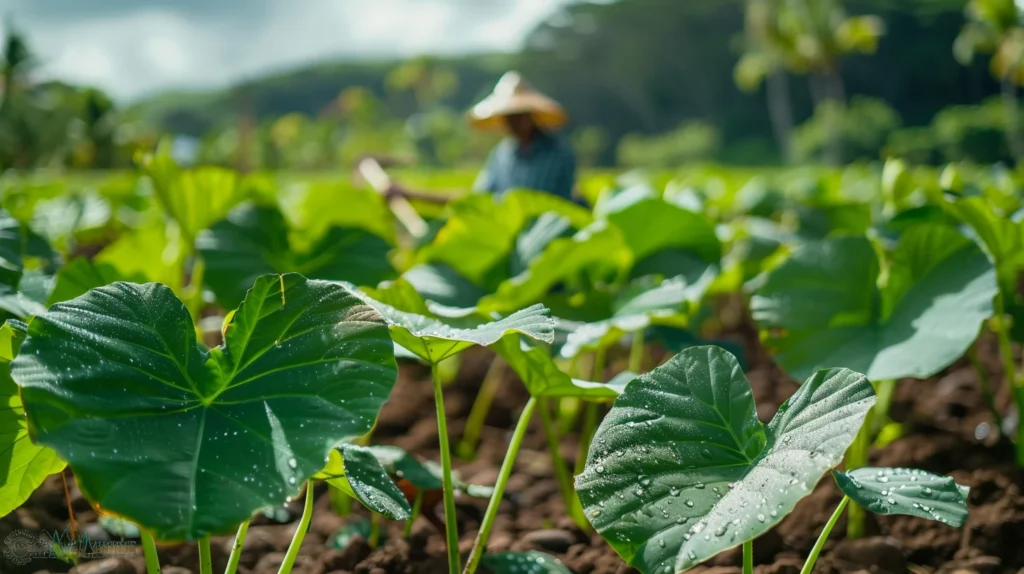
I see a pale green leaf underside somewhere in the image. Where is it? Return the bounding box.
[576,346,875,574]
[833,467,969,527]
[751,228,997,381]
[492,335,624,399]
[353,286,555,363]
[12,273,398,541]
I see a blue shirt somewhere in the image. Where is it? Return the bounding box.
[473,131,577,201]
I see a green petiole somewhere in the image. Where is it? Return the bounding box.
[278,480,315,574]
[432,361,462,574]
[462,397,537,574]
[800,496,849,574]
[223,520,249,574]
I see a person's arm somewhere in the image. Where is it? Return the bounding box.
[384,184,455,204]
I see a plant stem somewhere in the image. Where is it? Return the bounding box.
[278,480,315,574]
[539,398,587,529]
[845,410,872,539]
[369,513,382,549]
[742,540,753,574]
[993,293,1024,464]
[457,357,506,459]
[403,490,424,539]
[969,347,1004,435]
[141,531,161,574]
[463,397,537,574]
[574,347,607,475]
[223,521,249,574]
[871,379,896,435]
[592,346,607,382]
[432,361,462,574]
[800,496,850,574]
[575,401,599,476]
[329,484,352,516]
[628,330,645,373]
[198,537,212,574]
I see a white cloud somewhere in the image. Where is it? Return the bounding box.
[1,0,571,102]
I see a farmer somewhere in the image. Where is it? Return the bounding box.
[385,71,578,203]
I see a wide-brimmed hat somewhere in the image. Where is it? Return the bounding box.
[468,71,567,132]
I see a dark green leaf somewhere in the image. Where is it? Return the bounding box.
[314,443,412,520]
[12,274,398,540]
[833,468,969,527]
[752,226,997,380]
[482,550,572,574]
[604,198,721,265]
[198,204,395,309]
[577,346,875,573]
[330,518,382,550]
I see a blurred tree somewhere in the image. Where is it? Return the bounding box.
[572,126,609,167]
[793,96,900,163]
[735,0,797,162]
[954,0,1024,161]
[617,121,722,167]
[775,0,886,164]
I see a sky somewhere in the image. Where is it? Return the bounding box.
[0,0,573,102]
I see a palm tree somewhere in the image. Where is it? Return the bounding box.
[954,0,1024,162]
[735,0,798,163]
[780,0,885,164]
[735,0,884,164]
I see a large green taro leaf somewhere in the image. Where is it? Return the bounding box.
[477,222,632,315]
[420,190,592,286]
[11,273,398,541]
[198,204,395,309]
[603,197,722,267]
[0,320,66,517]
[751,226,997,381]
[141,146,248,243]
[940,195,1024,295]
[833,468,969,527]
[353,280,555,363]
[577,346,874,574]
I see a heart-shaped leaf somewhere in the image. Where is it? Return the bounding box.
[602,197,722,268]
[141,147,248,243]
[353,280,554,363]
[576,346,875,573]
[12,273,398,540]
[314,443,411,520]
[420,190,592,286]
[833,468,970,527]
[198,204,395,309]
[482,551,572,574]
[751,225,997,380]
[0,320,66,517]
[478,222,632,315]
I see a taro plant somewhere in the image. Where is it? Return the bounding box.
[576,346,969,574]
[936,192,1024,459]
[197,202,396,310]
[0,319,65,517]
[10,273,400,574]
[750,224,996,536]
[349,279,555,574]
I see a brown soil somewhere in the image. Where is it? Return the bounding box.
[3,318,1023,574]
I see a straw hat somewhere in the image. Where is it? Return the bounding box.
[468,71,567,132]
